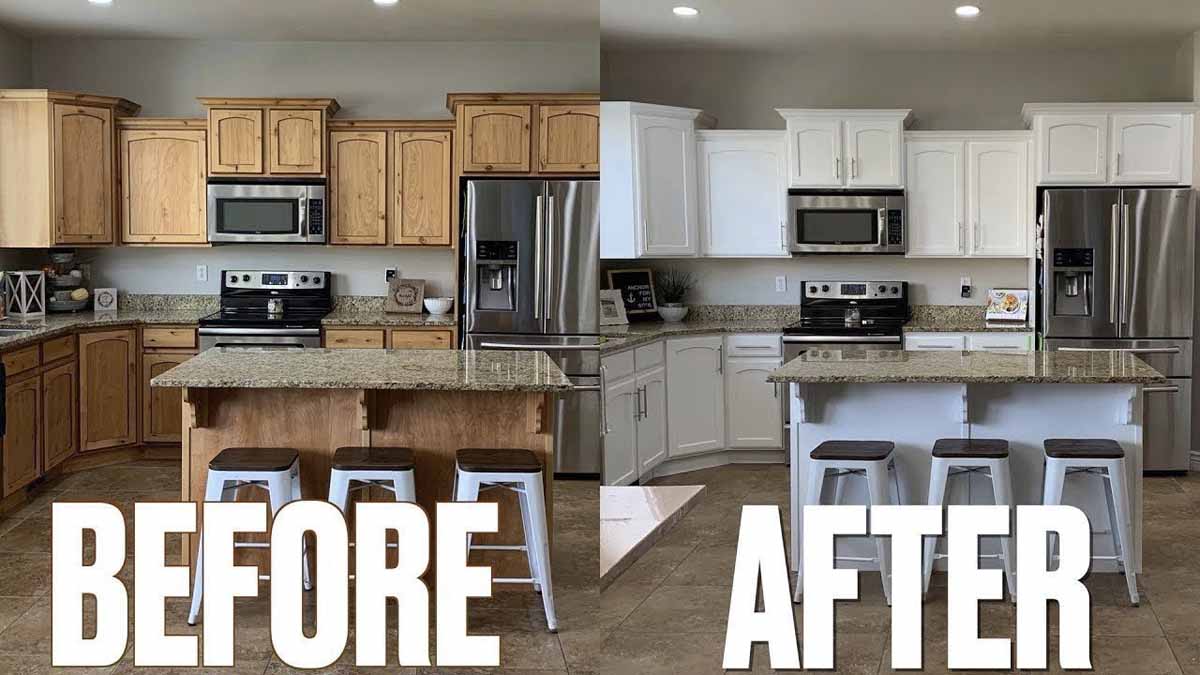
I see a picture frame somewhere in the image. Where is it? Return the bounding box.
[599,289,629,326]
[606,268,658,321]
[385,278,426,314]
[985,288,1029,322]
[93,287,118,314]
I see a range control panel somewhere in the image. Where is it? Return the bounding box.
[803,281,906,300]
[223,270,328,290]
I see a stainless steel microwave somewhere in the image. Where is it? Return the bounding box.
[206,181,326,244]
[787,190,905,254]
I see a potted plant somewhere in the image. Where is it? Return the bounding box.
[656,267,696,323]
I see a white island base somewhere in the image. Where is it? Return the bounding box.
[787,382,1144,575]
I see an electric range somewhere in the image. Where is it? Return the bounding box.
[783,281,910,362]
[198,270,333,350]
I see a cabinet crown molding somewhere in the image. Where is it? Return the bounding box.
[1021,101,1200,127]
[905,130,1031,141]
[328,118,454,131]
[445,92,598,112]
[605,100,717,127]
[777,108,914,126]
[0,89,140,116]
[696,129,785,141]
[116,117,206,130]
[197,97,340,115]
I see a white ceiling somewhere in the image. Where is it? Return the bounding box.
[601,0,1200,51]
[0,0,597,41]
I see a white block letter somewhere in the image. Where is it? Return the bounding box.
[355,502,430,666]
[436,502,498,667]
[872,505,942,669]
[271,501,348,668]
[202,502,265,666]
[803,505,866,670]
[722,505,799,670]
[134,502,198,666]
[948,505,1010,669]
[51,502,128,667]
[1016,505,1092,669]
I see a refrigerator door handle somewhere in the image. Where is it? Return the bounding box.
[599,365,610,435]
[478,341,603,351]
[546,194,555,320]
[1110,203,1119,324]
[1121,203,1131,327]
[533,194,545,321]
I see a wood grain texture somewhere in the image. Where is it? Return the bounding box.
[2,373,41,497]
[324,329,386,349]
[329,131,387,245]
[142,352,192,443]
[78,329,137,452]
[539,104,600,173]
[208,109,263,174]
[41,334,76,364]
[389,329,453,350]
[269,109,323,175]
[461,105,531,173]
[2,346,40,377]
[0,89,139,116]
[393,131,452,246]
[53,104,114,245]
[42,359,77,472]
[142,327,197,349]
[120,129,207,244]
[0,99,52,248]
[198,97,339,116]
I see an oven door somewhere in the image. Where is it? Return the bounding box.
[207,182,323,244]
[783,334,902,363]
[788,192,904,254]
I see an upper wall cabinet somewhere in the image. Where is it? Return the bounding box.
[0,90,140,248]
[1023,103,1196,186]
[696,130,789,257]
[776,109,912,189]
[199,97,339,177]
[117,118,208,245]
[447,93,599,177]
[600,101,715,259]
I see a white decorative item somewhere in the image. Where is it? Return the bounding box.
[657,304,689,323]
[93,287,118,313]
[599,289,628,326]
[5,271,46,318]
[423,297,453,315]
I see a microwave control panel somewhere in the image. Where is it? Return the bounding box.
[307,199,324,236]
[885,209,904,246]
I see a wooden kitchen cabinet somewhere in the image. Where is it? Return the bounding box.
[538,104,600,173]
[78,329,138,452]
[55,104,116,244]
[393,131,452,245]
[119,121,208,244]
[460,104,531,173]
[324,329,386,349]
[200,98,339,177]
[390,329,453,350]
[269,109,323,175]
[665,336,725,457]
[329,131,388,245]
[42,360,77,471]
[2,373,41,497]
[207,108,263,174]
[142,352,191,443]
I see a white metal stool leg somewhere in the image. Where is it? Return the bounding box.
[393,471,416,503]
[794,460,829,603]
[1106,458,1139,605]
[517,487,541,593]
[922,457,950,595]
[1042,458,1067,570]
[187,472,228,625]
[864,460,893,606]
[275,466,312,592]
[989,457,1017,602]
[455,468,481,555]
[328,469,352,514]
[522,474,557,632]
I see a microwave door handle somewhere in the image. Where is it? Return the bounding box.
[298,196,308,238]
[877,208,888,246]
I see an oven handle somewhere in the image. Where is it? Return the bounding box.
[783,335,901,344]
[199,327,321,336]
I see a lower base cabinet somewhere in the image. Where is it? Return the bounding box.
[904,331,1033,351]
[635,365,668,474]
[143,352,191,443]
[42,360,78,471]
[666,336,725,457]
[725,356,784,448]
[2,374,42,496]
[602,373,638,486]
[79,329,138,452]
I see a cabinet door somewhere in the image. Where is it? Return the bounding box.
[538,104,599,173]
[268,109,323,175]
[120,129,208,244]
[208,108,264,174]
[1110,114,1183,184]
[725,357,784,449]
[635,365,668,476]
[634,113,699,257]
[845,118,903,188]
[698,133,788,257]
[393,131,452,246]
[905,140,965,257]
[666,336,725,457]
[390,329,453,350]
[786,118,842,187]
[42,360,77,471]
[2,374,41,497]
[603,374,638,486]
[903,333,966,351]
[967,140,1029,257]
[53,104,114,245]
[461,105,531,173]
[78,329,137,452]
[328,131,387,245]
[143,352,191,443]
[1036,114,1108,185]
[965,333,1033,352]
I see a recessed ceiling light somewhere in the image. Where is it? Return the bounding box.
[374,0,398,5]
[88,0,113,5]
[955,5,981,18]
[672,6,699,17]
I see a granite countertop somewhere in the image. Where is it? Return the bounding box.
[151,347,573,392]
[768,349,1166,385]
[599,320,793,353]
[320,311,457,328]
[904,305,1032,333]
[0,310,210,350]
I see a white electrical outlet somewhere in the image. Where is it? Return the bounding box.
[775,276,787,293]
[196,265,208,282]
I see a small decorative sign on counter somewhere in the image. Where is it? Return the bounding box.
[985,289,1028,323]
[93,287,118,313]
[606,268,658,321]
[385,278,425,314]
[599,289,629,326]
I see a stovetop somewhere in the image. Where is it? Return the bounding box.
[784,280,910,337]
[200,269,333,329]
[199,307,330,329]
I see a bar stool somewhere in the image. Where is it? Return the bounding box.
[1042,438,1139,605]
[328,446,417,513]
[453,448,557,632]
[921,438,1016,600]
[187,448,311,625]
[793,440,901,606]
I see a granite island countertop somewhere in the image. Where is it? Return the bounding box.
[151,347,573,392]
[768,349,1166,385]
[0,310,211,350]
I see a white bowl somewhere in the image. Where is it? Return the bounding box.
[657,305,689,323]
[423,297,453,315]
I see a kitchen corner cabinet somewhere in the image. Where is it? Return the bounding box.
[118,120,208,244]
[79,329,138,452]
[200,97,339,177]
[697,130,789,257]
[776,109,912,189]
[666,336,725,457]
[0,90,140,248]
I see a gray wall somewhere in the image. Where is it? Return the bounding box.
[30,38,599,296]
[0,24,30,87]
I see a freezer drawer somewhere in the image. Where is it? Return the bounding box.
[1044,338,1192,377]
[1143,378,1192,472]
[554,374,602,475]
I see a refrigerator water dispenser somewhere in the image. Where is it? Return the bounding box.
[1052,248,1094,317]
[474,240,518,311]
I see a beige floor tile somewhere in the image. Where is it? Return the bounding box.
[661,544,737,588]
[0,652,118,674]
[598,630,726,675]
[618,585,731,634]
[0,595,38,634]
[0,553,51,597]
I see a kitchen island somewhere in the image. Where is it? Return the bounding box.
[152,347,572,577]
[768,348,1166,574]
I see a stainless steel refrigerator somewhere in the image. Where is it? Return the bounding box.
[460,179,602,476]
[1041,188,1197,471]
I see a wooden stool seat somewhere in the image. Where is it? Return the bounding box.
[810,440,894,461]
[932,438,1009,458]
[1045,438,1124,459]
[332,446,415,471]
[209,447,299,472]
[456,448,542,473]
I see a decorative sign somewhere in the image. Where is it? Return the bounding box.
[599,289,629,326]
[985,289,1029,322]
[606,268,658,321]
[385,278,426,314]
[93,287,118,313]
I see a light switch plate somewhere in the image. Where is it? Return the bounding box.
[196,265,208,282]
[775,276,787,293]
[960,276,972,298]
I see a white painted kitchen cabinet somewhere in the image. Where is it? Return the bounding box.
[1110,114,1183,184]
[602,369,638,486]
[635,365,668,475]
[725,356,784,449]
[905,139,965,256]
[776,109,912,189]
[666,336,726,457]
[967,139,1029,256]
[697,130,788,257]
[905,332,1033,351]
[903,333,966,351]
[600,101,714,259]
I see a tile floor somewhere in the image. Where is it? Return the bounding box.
[0,458,599,674]
[594,464,1200,674]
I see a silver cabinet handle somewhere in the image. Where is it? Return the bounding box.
[779,219,786,251]
[1116,152,1122,176]
[638,385,648,419]
[1057,346,1181,355]
[534,195,545,321]
[599,364,610,435]
[1144,385,1180,394]
[974,220,981,253]
[834,157,840,180]
[717,345,723,373]
[773,382,779,399]
[851,157,857,178]
[1110,203,1119,324]
[957,222,965,253]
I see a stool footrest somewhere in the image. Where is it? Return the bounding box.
[493,577,537,584]
[833,555,876,563]
[468,544,528,552]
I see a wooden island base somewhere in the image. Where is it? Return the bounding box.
[180,386,554,580]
